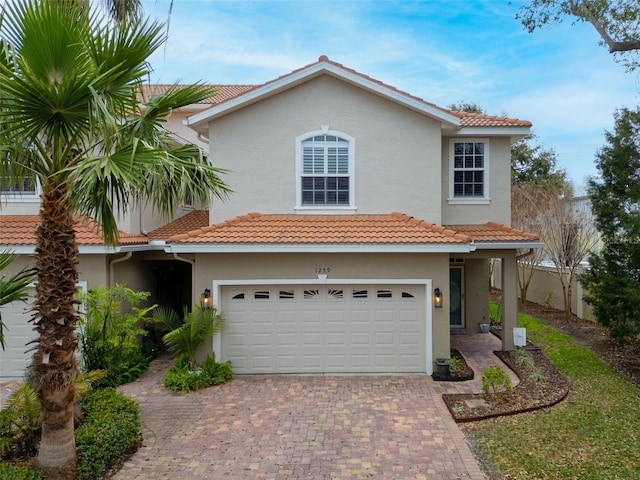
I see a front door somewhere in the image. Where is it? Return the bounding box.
[450,266,465,327]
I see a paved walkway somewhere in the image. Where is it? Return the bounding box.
[112,333,510,480]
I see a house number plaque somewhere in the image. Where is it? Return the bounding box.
[315,267,331,274]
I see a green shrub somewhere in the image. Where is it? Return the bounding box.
[481,365,513,394]
[447,357,463,377]
[164,353,234,393]
[78,284,157,387]
[75,388,141,480]
[0,462,42,479]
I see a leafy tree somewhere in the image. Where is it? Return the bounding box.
[511,134,570,193]
[517,0,640,70]
[581,107,640,342]
[0,0,229,472]
[0,251,36,350]
[447,101,486,114]
[511,134,570,306]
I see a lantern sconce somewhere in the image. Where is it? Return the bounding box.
[434,288,443,308]
[201,288,212,308]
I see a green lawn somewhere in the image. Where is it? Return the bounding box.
[466,311,640,479]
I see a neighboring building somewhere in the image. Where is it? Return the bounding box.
[0,56,540,378]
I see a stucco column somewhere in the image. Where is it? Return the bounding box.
[500,251,517,351]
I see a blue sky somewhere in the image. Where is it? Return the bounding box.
[142,0,640,191]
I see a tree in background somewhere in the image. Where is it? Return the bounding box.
[512,133,570,193]
[511,183,553,306]
[581,107,640,343]
[517,0,640,70]
[539,193,599,321]
[447,101,486,114]
[0,0,229,472]
[511,134,571,307]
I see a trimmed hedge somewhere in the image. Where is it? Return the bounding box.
[75,388,141,480]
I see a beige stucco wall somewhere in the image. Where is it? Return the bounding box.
[207,75,443,224]
[193,251,451,362]
[441,136,512,226]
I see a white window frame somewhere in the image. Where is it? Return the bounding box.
[295,128,356,212]
[448,138,490,205]
[1,175,41,203]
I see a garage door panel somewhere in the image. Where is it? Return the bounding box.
[222,284,426,374]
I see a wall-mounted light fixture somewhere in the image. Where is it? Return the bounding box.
[200,288,212,308]
[434,288,443,308]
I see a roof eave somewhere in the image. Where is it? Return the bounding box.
[471,241,544,250]
[447,126,531,141]
[166,242,473,254]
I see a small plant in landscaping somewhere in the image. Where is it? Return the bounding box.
[162,305,224,370]
[447,357,464,377]
[481,366,513,394]
[529,371,547,382]
[164,353,234,393]
[0,384,40,459]
[511,348,535,368]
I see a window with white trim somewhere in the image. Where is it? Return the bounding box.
[297,131,354,208]
[1,176,38,197]
[450,139,489,202]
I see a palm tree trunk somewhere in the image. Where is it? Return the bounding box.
[32,183,80,471]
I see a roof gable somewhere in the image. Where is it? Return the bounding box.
[185,56,464,132]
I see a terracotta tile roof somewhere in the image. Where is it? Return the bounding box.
[445,222,539,243]
[139,84,257,105]
[0,216,147,246]
[167,212,472,244]
[148,210,209,241]
[449,111,532,128]
[142,56,530,128]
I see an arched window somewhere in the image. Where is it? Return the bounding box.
[296,130,354,208]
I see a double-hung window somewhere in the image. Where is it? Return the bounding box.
[297,131,354,209]
[450,139,489,204]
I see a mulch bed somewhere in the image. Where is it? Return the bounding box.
[441,345,571,422]
[438,290,640,423]
[431,348,474,382]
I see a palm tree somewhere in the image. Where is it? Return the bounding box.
[0,250,36,350]
[162,306,224,371]
[0,0,229,472]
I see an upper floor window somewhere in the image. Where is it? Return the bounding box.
[296,130,355,209]
[1,175,39,200]
[449,139,489,204]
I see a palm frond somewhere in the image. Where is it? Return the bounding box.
[0,250,35,350]
[162,306,223,369]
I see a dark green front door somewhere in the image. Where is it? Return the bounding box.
[450,266,464,327]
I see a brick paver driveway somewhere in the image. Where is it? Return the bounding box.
[115,356,485,480]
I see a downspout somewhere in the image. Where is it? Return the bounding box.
[109,252,132,287]
[172,253,196,306]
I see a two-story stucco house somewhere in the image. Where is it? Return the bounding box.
[0,56,540,378]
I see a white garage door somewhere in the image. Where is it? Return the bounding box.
[0,288,36,378]
[221,284,426,374]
